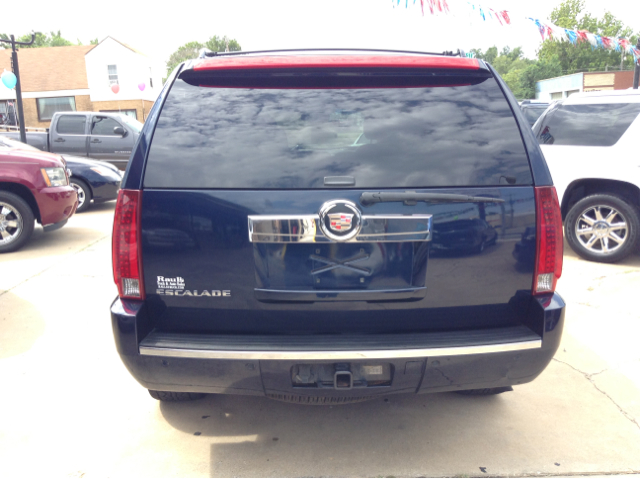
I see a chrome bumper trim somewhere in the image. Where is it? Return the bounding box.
[139,339,541,361]
[248,214,432,243]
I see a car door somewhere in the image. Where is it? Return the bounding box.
[88,115,134,169]
[50,114,89,156]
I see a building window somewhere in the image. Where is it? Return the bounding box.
[36,97,76,121]
[0,100,11,125]
[108,65,119,86]
[99,109,137,120]
[550,92,563,100]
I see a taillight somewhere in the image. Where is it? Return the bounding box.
[112,189,145,299]
[533,186,563,295]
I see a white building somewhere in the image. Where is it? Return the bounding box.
[0,36,164,127]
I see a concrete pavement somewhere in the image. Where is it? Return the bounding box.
[0,203,639,478]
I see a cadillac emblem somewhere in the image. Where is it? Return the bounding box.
[328,213,353,232]
[318,200,362,241]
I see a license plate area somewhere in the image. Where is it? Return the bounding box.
[292,362,393,389]
[254,242,422,291]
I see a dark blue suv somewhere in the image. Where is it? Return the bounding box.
[111,50,565,403]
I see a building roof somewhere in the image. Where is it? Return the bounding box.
[564,89,640,104]
[85,36,145,56]
[0,45,93,92]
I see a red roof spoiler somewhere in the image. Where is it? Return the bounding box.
[193,55,480,72]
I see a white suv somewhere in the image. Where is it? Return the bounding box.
[534,90,640,263]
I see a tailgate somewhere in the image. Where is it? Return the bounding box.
[139,62,536,335]
[141,186,535,334]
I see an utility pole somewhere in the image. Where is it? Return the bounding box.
[0,33,35,143]
[634,39,640,90]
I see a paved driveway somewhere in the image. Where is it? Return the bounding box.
[1,203,639,478]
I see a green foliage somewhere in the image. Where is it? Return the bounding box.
[470,0,638,99]
[166,36,242,76]
[166,41,204,76]
[538,0,638,74]
[205,35,241,53]
[0,31,80,48]
[512,58,563,99]
[90,38,99,45]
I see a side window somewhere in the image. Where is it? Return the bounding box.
[91,117,122,136]
[56,115,86,135]
[536,103,640,147]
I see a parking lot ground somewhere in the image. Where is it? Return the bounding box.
[1,204,640,478]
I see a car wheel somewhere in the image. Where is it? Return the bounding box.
[0,192,35,253]
[565,194,640,264]
[148,390,206,401]
[70,178,92,213]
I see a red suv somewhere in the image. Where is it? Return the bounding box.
[0,147,78,252]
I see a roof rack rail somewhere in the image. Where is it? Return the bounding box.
[200,48,467,59]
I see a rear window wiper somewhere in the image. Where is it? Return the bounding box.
[360,191,505,206]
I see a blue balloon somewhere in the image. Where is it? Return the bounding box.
[1,71,17,89]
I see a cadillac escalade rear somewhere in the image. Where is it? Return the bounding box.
[111,51,565,403]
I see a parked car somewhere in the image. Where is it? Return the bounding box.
[111,50,565,404]
[533,90,640,263]
[0,148,77,253]
[520,100,550,127]
[0,136,122,212]
[0,111,142,170]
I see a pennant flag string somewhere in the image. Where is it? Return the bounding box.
[395,0,640,61]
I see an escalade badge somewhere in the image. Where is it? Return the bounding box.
[318,200,362,242]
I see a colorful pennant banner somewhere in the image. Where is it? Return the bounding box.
[395,0,640,61]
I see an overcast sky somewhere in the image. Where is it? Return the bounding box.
[4,0,639,72]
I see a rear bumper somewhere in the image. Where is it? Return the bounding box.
[111,293,565,397]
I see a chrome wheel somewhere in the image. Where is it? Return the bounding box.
[574,205,628,255]
[72,182,86,210]
[0,202,24,246]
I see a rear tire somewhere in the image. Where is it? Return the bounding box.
[0,191,35,253]
[565,194,640,264]
[148,390,206,401]
[70,178,92,213]
[455,386,513,396]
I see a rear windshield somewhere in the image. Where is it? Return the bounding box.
[534,102,640,147]
[144,69,532,189]
[522,106,548,125]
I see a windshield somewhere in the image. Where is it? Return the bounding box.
[0,135,40,151]
[144,74,532,189]
[522,107,548,126]
[119,115,143,133]
[534,102,640,147]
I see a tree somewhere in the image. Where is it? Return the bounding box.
[205,35,241,53]
[0,31,76,48]
[470,46,536,95]
[166,41,204,76]
[165,36,242,76]
[511,58,563,99]
[470,46,498,64]
[538,0,638,74]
